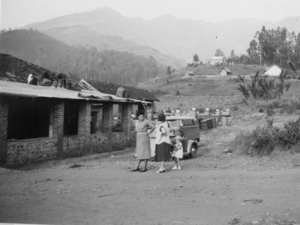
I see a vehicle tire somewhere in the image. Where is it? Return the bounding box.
[189,144,198,158]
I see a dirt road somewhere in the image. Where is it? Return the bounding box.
[1,113,300,225]
[1,150,300,225]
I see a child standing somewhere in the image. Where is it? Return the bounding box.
[172,136,183,170]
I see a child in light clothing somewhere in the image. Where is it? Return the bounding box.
[172,136,183,170]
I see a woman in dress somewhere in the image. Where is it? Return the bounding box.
[154,113,172,173]
[130,111,155,172]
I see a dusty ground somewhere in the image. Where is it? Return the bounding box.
[1,113,300,225]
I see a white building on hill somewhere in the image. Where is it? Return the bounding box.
[264,65,282,77]
[209,56,226,65]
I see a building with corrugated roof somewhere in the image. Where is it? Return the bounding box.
[0,54,157,166]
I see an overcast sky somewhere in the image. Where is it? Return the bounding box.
[1,0,300,29]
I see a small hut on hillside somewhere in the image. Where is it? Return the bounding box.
[181,71,194,79]
[219,68,232,76]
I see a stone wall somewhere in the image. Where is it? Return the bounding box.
[5,132,135,166]
[6,138,57,166]
[63,132,128,158]
[0,101,8,165]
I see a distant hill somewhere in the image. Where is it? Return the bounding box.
[43,25,184,68]
[24,7,300,62]
[0,29,166,86]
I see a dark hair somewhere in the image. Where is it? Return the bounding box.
[136,110,145,117]
[157,113,166,122]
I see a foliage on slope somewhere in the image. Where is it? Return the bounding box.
[0,29,165,85]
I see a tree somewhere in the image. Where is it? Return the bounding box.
[239,54,250,64]
[0,29,167,86]
[193,54,199,63]
[215,49,224,57]
[246,26,300,70]
[167,66,172,78]
[230,50,235,57]
[247,39,260,64]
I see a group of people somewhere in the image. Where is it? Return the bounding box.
[131,111,183,173]
[27,72,68,88]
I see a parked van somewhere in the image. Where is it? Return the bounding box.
[150,116,200,158]
[167,116,200,158]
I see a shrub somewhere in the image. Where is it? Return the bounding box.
[197,108,205,113]
[231,117,300,156]
[175,90,180,95]
[258,98,300,114]
[237,71,291,103]
[266,108,275,117]
[232,105,239,111]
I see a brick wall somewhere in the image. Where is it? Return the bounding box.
[121,104,131,133]
[2,99,137,166]
[53,102,64,158]
[102,103,113,132]
[0,101,8,165]
[78,102,91,136]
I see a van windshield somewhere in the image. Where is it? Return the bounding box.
[182,119,194,126]
[167,120,178,127]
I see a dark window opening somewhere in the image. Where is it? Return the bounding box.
[112,104,122,132]
[64,102,79,135]
[7,98,50,140]
[90,104,102,134]
[90,111,98,134]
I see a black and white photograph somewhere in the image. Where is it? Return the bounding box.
[1,0,300,224]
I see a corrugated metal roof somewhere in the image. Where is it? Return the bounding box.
[0,80,148,103]
[84,79,159,102]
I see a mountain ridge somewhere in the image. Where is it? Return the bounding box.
[24,7,300,62]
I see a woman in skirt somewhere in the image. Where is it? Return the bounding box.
[154,113,172,173]
[130,111,155,172]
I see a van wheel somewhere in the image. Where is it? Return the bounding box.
[189,144,197,158]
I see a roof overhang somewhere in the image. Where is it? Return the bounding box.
[0,81,151,104]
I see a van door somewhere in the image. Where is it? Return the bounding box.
[180,120,200,141]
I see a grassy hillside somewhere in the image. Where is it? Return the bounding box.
[142,76,243,112]
[139,65,300,113]
[185,64,266,76]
